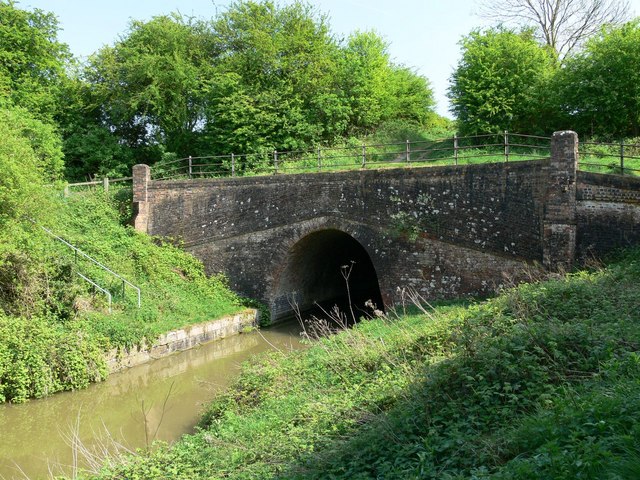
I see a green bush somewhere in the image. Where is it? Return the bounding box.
[0,314,107,403]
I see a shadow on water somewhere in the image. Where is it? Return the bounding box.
[0,321,304,480]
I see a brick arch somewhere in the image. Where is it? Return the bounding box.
[266,218,384,321]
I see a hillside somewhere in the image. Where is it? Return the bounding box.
[0,187,244,403]
[89,248,640,479]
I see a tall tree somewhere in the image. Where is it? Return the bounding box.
[56,72,134,180]
[340,31,392,133]
[478,0,630,60]
[206,0,346,152]
[340,30,434,135]
[78,0,436,172]
[448,27,557,135]
[85,14,216,163]
[557,20,640,139]
[0,1,70,120]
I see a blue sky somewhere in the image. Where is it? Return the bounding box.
[20,0,640,117]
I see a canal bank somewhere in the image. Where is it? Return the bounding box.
[106,309,258,372]
[0,320,304,480]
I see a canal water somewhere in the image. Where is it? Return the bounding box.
[0,322,304,479]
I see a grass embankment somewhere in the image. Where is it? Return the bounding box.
[91,248,640,479]
[0,188,244,403]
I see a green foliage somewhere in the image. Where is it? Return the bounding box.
[0,106,64,184]
[0,314,108,403]
[90,248,640,479]
[206,0,346,153]
[558,19,640,139]
[0,182,244,402]
[56,74,134,181]
[448,27,558,135]
[0,105,68,317]
[84,13,215,164]
[0,0,70,121]
[49,188,244,348]
[73,0,435,175]
[341,31,434,135]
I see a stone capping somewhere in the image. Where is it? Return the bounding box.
[106,309,257,373]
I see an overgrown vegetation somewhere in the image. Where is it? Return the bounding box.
[0,314,108,403]
[50,188,243,346]
[87,248,640,479]
[0,177,244,403]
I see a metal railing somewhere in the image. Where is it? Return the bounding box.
[39,224,141,308]
[77,272,112,313]
[151,132,552,180]
[578,140,640,176]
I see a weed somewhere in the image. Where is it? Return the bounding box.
[87,247,640,480]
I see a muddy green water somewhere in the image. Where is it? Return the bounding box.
[0,322,303,479]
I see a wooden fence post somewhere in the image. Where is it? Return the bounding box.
[504,130,509,162]
[454,134,459,165]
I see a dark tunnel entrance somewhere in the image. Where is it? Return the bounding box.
[271,229,384,322]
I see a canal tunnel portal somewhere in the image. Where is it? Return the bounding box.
[270,229,384,322]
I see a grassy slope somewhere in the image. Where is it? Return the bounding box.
[50,188,245,347]
[90,248,640,479]
[0,187,244,403]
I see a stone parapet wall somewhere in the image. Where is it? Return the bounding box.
[134,160,551,308]
[576,171,640,259]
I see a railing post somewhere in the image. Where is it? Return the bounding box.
[274,150,278,174]
[103,177,109,194]
[317,147,322,171]
[405,139,411,163]
[620,139,625,175]
[504,130,509,162]
[361,144,366,168]
[188,156,193,178]
[454,134,459,166]
[231,153,236,177]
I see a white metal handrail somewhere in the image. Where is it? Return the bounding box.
[77,272,112,313]
[39,224,141,308]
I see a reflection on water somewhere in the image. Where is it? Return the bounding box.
[0,322,303,479]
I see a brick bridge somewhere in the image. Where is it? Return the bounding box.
[132,132,640,321]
